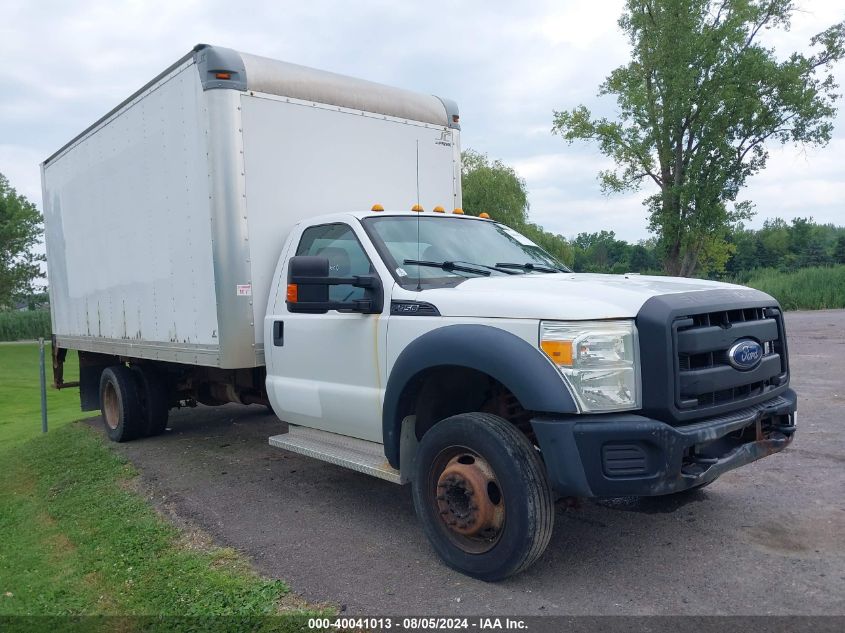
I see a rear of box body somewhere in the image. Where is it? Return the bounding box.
[42,48,461,369]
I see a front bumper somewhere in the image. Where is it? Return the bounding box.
[531,389,797,497]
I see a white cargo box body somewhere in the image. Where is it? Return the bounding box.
[42,45,461,369]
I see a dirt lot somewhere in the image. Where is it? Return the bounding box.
[104,310,845,615]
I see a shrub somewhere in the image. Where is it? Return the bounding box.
[0,309,52,341]
[743,265,845,310]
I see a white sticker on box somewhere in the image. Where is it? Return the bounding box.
[236,284,252,297]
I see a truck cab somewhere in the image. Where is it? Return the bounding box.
[264,208,797,581]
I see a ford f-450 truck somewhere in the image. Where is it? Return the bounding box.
[42,45,797,581]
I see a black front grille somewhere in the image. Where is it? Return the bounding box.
[674,307,787,412]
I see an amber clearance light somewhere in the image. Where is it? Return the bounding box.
[540,340,573,366]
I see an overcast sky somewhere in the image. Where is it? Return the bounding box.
[1,0,842,243]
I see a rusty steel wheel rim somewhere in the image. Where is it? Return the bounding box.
[102,381,120,430]
[428,447,505,554]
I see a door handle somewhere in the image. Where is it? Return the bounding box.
[273,321,284,346]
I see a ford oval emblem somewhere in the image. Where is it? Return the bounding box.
[728,339,763,371]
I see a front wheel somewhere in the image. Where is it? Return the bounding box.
[411,412,554,581]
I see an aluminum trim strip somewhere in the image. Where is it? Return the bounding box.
[55,335,221,366]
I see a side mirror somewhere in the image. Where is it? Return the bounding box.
[286,255,383,314]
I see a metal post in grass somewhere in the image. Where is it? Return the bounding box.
[39,337,48,433]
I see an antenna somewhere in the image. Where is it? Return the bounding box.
[416,139,422,292]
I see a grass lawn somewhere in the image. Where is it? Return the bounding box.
[0,343,322,628]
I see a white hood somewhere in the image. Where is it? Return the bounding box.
[405,274,769,320]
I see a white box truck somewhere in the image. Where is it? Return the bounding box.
[42,45,797,581]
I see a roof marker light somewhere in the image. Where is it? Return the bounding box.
[411,204,424,212]
[479,212,491,219]
[433,205,445,213]
[371,204,384,212]
[215,72,232,80]
[452,208,464,215]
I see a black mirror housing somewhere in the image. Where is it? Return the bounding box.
[286,255,383,314]
[288,256,330,312]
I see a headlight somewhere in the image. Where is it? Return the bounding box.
[540,320,641,412]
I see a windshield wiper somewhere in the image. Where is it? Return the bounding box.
[451,260,519,275]
[404,259,491,276]
[495,262,562,273]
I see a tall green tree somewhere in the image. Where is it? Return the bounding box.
[0,173,44,308]
[553,0,844,276]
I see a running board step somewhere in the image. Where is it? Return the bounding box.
[269,425,403,484]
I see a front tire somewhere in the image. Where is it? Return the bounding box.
[99,365,144,442]
[411,412,554,581]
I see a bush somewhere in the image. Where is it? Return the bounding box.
[0,309,52,341]
[743,265,845,311]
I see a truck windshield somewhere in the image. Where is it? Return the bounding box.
[362,216,570,286]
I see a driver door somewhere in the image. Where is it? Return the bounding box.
[266,222,387,442]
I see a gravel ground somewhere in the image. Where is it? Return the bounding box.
[103,309,845,615]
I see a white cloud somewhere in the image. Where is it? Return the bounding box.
[743,138,845,227]
[512,152,611,183]
[529,186,650,242]
[0,145,44,204]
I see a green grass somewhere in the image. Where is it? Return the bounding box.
[743,265,845,311]
[0,343,323,628]
[0,310,51,342]
[0,343,83,451]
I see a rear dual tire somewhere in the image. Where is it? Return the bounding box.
[131,365,170,437]
[100,365,143,442]
[99,364,169,442]
[411,412,554,582]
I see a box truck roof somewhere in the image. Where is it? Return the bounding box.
[43,43,459,166]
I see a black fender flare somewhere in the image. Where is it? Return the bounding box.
[382,324,578,468]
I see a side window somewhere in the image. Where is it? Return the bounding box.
[295,223,374,304]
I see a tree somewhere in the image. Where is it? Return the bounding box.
[834,235,845,264]
[461,150,530,227]
[628,244,650,271]
[0,173,44,308]
[757,217,791,268]
[553,0,845,277]
[725,224,757,274]
[572,230,631,272]
[802,237,829,268]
